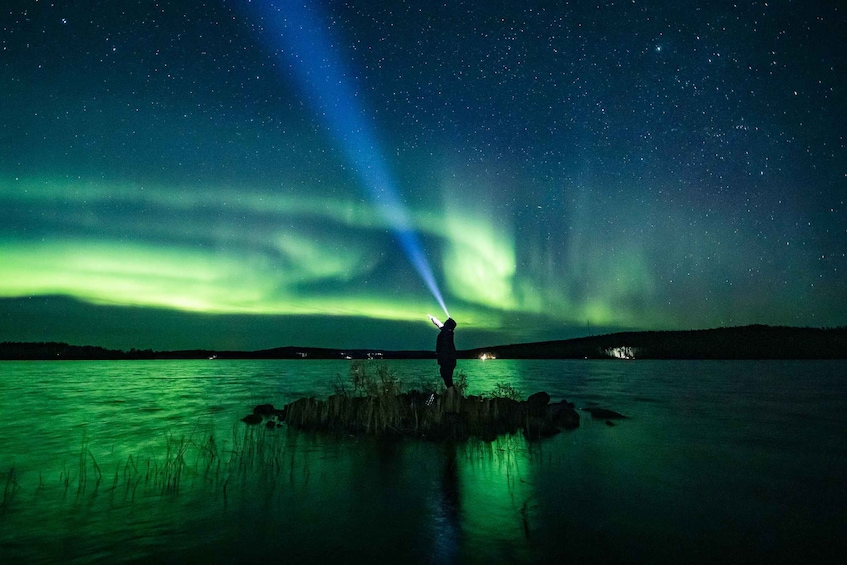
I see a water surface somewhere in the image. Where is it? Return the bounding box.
[1,359,845,563]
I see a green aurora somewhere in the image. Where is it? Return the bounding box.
[1,1,844,350]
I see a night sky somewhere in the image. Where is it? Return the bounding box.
[1,1,845,351]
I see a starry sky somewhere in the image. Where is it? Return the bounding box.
[1,0,845,351]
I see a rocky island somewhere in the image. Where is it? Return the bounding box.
[242,390,581,441]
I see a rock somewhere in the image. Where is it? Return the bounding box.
[253,404,276,417]
[582,407,628,420]
[605,420,616,427]
[548,401,580,429]
[265,420,277,429]
[526,391,550,418]
[241,413,263,425]
[527,391,551,407]
[524,415,561,440]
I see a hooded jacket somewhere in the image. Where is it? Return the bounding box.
[436,318,457,366]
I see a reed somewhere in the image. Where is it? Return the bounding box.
[76,433,102,494]
[2,467,20,507]
[491,382,522,401]
[0,424,295,510]
[2,362,575,510]
[280,361,578,441]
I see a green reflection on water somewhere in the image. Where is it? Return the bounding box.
[2,417,550,563]
[4,360,846,563]
[456,436,537,562]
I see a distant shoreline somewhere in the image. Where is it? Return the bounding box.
[1,325,845,361]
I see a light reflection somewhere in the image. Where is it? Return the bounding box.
[455,436,536,560]
[430,442,462,563]
[606,346,639,360]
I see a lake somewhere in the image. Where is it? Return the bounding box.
[1,359,845,563]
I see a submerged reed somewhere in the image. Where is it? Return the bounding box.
[2,467,20,507]
[0,421,307,514]
[3,362,574,511]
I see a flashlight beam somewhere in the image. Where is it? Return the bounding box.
[245,1,449,317]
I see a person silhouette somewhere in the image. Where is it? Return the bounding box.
[436,317,457,390]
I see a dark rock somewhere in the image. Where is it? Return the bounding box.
[241,413,263,425]
[266,420,277,429]
[605,420,616,427]
[488,397,524,433]
[526,391,551,418]
[548,401,580,429]
[583,407,628,420]
[253,404,276,417]
[527,391,551,407]
[524,415,561,440]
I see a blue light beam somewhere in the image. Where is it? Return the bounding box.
[245,1,449,317]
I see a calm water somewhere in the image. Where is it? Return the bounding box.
[1,359,845,564]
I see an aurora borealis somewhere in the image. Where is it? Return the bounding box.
[1,1,845,351]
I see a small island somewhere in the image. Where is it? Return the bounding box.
[242,389,581,442]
